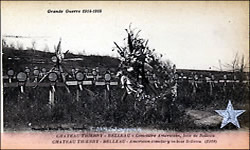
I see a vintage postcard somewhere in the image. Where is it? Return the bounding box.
[1,1,249,149]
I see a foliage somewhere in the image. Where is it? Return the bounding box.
[113,25,177,114]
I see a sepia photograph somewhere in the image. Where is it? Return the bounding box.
[1,1,249,149]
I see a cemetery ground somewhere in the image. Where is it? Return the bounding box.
[2,48,249,131]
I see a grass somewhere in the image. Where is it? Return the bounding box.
[2,48,249,131]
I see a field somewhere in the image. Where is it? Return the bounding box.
[2,48,249,131]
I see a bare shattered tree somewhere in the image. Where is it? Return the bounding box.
[224,53,248,73]
[113,25,178,122]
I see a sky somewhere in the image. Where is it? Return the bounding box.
[1,1,249,70]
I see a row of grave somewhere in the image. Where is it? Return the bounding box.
[3,66,115,81]
[3,68,249,86]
